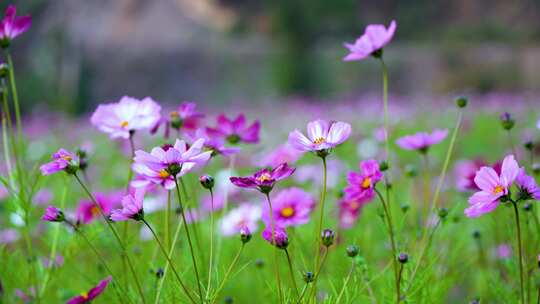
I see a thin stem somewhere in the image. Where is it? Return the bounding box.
[141,218,196,304]
[308,247,329,301]
[295,284,309,304]
[284,248,299,296]
[265,192,284,303]
[126,132,135,192]
[174,177,204,303]
[379,57,390,162]
[422,153,431,221]
[335,260,355,303]
[165,191,171,250]
[206,189,215,300]
[397,263,405,303]
[374,187,399,302]
[211,244,244,304]
[73,173,146,303]
[6,53,22,151]
[313,157,328,294]
[512,201,525,304]
[507,130,518,161]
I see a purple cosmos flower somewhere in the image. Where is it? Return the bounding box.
[76,192,122,224]
[229,163,295,194]
[110,189,145,222]
[40,149,79,175]
[0,5,31,45]
[455,159,487,192]
[206,114,260,144]
[343,20,397,61]
[464,155,519,218]
[288,120,351,156]
[132,138,212,190]
[344,159,383,202]
[258,144,303,168]
[262,226,289,249]
[90,96,161,139]
[220,204,262,236]
[396,129,448,153]
[338,198,366,229]
[151,102,204,137]
[186,128,240,157]
[41,206,64,222]
[66,276,112,304]
[262,187,314,228]
[516,168,540,200]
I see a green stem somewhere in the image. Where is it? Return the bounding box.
[379,57,390,162]
[422,153,431,221]
[512,201,525,304]
[142,218,196,304]
[396,263,404,303]
[73,173,146,303]
[6,53,22,152]
[335,260,355,303]
[265,193,284,303]
[205,189,215,300]
[284,248,299,296]
[295,284,309,304]
[308,247,329,302]
[174,177,203,303]
[313,156,327,294]
[211,244,244,303]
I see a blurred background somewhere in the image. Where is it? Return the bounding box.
[8,0,540,115]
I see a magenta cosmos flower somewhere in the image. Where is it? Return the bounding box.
[132,138,212,190]
[464,155,519,217]
[262,226,289,249]
[396,129,448,153]
[338,198,367,229]
[263,187,314,228]
[343,20,396,61]
[151,102,204,137]
[91,96,161,139]
[66,276,112,304]
[76,192,122,224]
[220,204,262,236]
[344,159,383,202]
[41,206,64,222]
[40,149,79,175]
[110,189,145,221]
[288,119,351,156]
[230,163,295,194]
[206,114,260,144]
[516,168,540,200]
[0,5,31,46]
[186,128,240,157]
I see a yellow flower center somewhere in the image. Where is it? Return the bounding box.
[81,292,89,299]
[170,111,179,118]
[313,137,325,145]
[91,206,100,216]
[257,173,272,182]
[281,207,295,218]
[361,177,372,189]
[493,185,504,194]
[120,120,129,128]
[159,169,170,178]
[61,155,72,161]
[349,201,360,210]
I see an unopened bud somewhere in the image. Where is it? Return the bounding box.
[346,245,359,257]
[240,226,252,244]
[321,229,335,247]
[303,271,314,283]
[500,112,515,130]
[455,96,468,108]
[379,161,389,172]
[199,175,214,190]
[398,252,408,264]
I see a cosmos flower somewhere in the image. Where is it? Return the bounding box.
[151,102,204,137]
[516,168,540,200]
[186,128,240,157]
[288,119,351,155]
[396,129,448,153]
[0,5,31,45]
[262,187,315,228]
[344,159,383,202]
[495,244,512,259]
[76,192,122,224]
[338,198,366,229]
[220,204,262,236]
[294,160,344,189]
[41,206,64,222]
[343,20,397,61]
[110,189,145,222]
[230,163,295,194]
[206,114,260,144]
[90,96,161,139]
[454,159,487,192]
[464,155,519,217]
[258,144,303,168]
[66,276,112,304]
[40,149,79,175]
[132,139,212,190]
[262,226,289,249]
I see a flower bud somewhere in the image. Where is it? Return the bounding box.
[156,268,164,279]
[379,161,389,172]
[533,163,540,175]
[0,63,9,79]
[240,226,252,244]
[199,175,214,190]
[321,229,335,247]
[455,96,468,108]
[303,271,314,283]
[523,203,533,212]
[255,259,264,268]
[472,230,481,239]
[41,206,65,222]
[500,112,515,130]
[404,164,417,178]
[169,111,183,130]
[400,203,410,213]
[224,296,233,304]
[438,207,449,219]
[469,298,480,304]
[346,245,359,258]
[524,140,534,151]
[167,163,181,176]
[398,252,408,264]
[76,148,88,171]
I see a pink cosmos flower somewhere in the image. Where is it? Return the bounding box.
[41,206,64,222]
[516,168,540,200]
[495,244,512,259]
[396,129,448,153]
[206,114,260,144]
[110,189,145,222]
[464,155,519,218]
[338,198,366,229]
[262,187,314,228]
[262,226,289,249]
[90,96,161,139]
[76,192,122,224]
[0,5,31,44]
[343,20,397,61]
[186,128,240,157]
[259,144,303,168]
[220,204,262,236]
[344,159,383,202]
[151,102,204,137]
[40,149,79,175]
[66,276,112,304]
[455,159,487,192]
[230,163,295,194]
[288,119,351,155]
[132,139,212,190]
